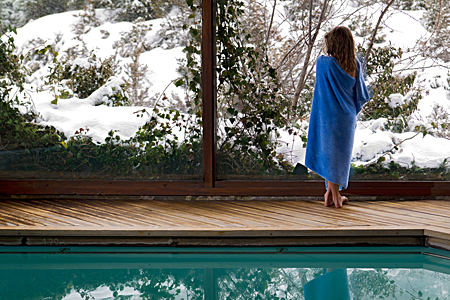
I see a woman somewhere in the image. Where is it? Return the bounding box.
[305,26,370,208]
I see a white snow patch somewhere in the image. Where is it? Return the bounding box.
[387,93,405,108]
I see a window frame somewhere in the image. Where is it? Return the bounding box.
[0,0,449,197]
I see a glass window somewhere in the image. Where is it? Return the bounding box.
[0,0,203,180]
[215,0,450,182]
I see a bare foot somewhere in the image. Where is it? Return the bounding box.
[325,181,349,208]
[324,191,334,207]
[334,196,349,208]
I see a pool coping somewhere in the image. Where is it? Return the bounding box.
[0,226,449,251]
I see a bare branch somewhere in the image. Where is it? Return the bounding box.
[308,0,313,45]
[277,35,307,70]
[292,0,329,108]
[281,50,304,86]
[277,0,358,71]
[364,0,395,66]
[434,0,443,32]
[264,0,277,52]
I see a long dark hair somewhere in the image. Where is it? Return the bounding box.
[324,26,356,76]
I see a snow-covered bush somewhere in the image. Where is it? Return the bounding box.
[101,0,168,22]
[1,21,63,160]
[0,0,24,27]
[72,0,101,35]
[20,0,70,27]
[114,20,152,105]
[427,103,450,139]
[422,0,450,62]
[359,46,422,133]
[155,1,201,50]
[88,76,130,106]
[46,52,117,99]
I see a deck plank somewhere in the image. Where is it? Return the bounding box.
[147,201,248,227]
[269,201,404,226]
[82,200,167,227]
[3,200,91,226]
[29,200,116,226]
[0,199,449,248]
[193,201,300,227]
[251,201,387,226]
[158,200,301,227]
[224,201,342,226]
[355,201,450,229]
[124,201,227,227]
[172,201,287,227]
[56,200,160,227]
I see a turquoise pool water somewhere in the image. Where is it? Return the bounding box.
[0,246,449,300]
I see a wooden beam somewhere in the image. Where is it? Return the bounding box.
[0,226,425,237]
[0,236,424,247]
[202,0,217,188]
[1,179,450,196]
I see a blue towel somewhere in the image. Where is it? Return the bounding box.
[305,55,370,189]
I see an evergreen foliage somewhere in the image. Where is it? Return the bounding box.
[114,20,152,105]
[423,0,450,62]
[359,46,422,133]
[46,51,117,100]
[215,0,293,176]
[101,0,169,22]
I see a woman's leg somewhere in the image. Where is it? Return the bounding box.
[324,181,348,208]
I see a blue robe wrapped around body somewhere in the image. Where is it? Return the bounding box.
[305,55,370,189]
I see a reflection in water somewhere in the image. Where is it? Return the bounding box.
[1,267,449,299]
[304,269,351,300]
[0,251,450,300]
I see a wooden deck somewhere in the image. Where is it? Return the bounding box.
[0,199,449,250]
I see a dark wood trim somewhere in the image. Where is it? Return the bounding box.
[2,236,424,248]
[1,179,450,196]
[202,0,217,188]
[345,181,450,196]
[0,180,204,196]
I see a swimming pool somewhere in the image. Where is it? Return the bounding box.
[0,246,449,299]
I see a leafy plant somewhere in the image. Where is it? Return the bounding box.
[1,19,201,179]
[101,0,170,22]
[114,20,152,105]
[1,21,64,170]
[359,45,422,133]
[427,103,450,139]
[46,51,117,99]
[352,160,450,180]
[215,0,293,176]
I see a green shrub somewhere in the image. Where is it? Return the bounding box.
[101,0,170,22]
[352,160,450,181]
[177,0,297,176]
[46,51,117,99]
[1,20,200,179]
[1,21,63,160]
[359,46,422,133]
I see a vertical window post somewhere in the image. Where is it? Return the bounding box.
[202,0,217,188]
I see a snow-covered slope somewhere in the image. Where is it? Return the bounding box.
[9,2,450,169]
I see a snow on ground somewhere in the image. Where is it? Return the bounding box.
[30,87,149,142]
[12,9,187,142]
[8,2,450,169]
